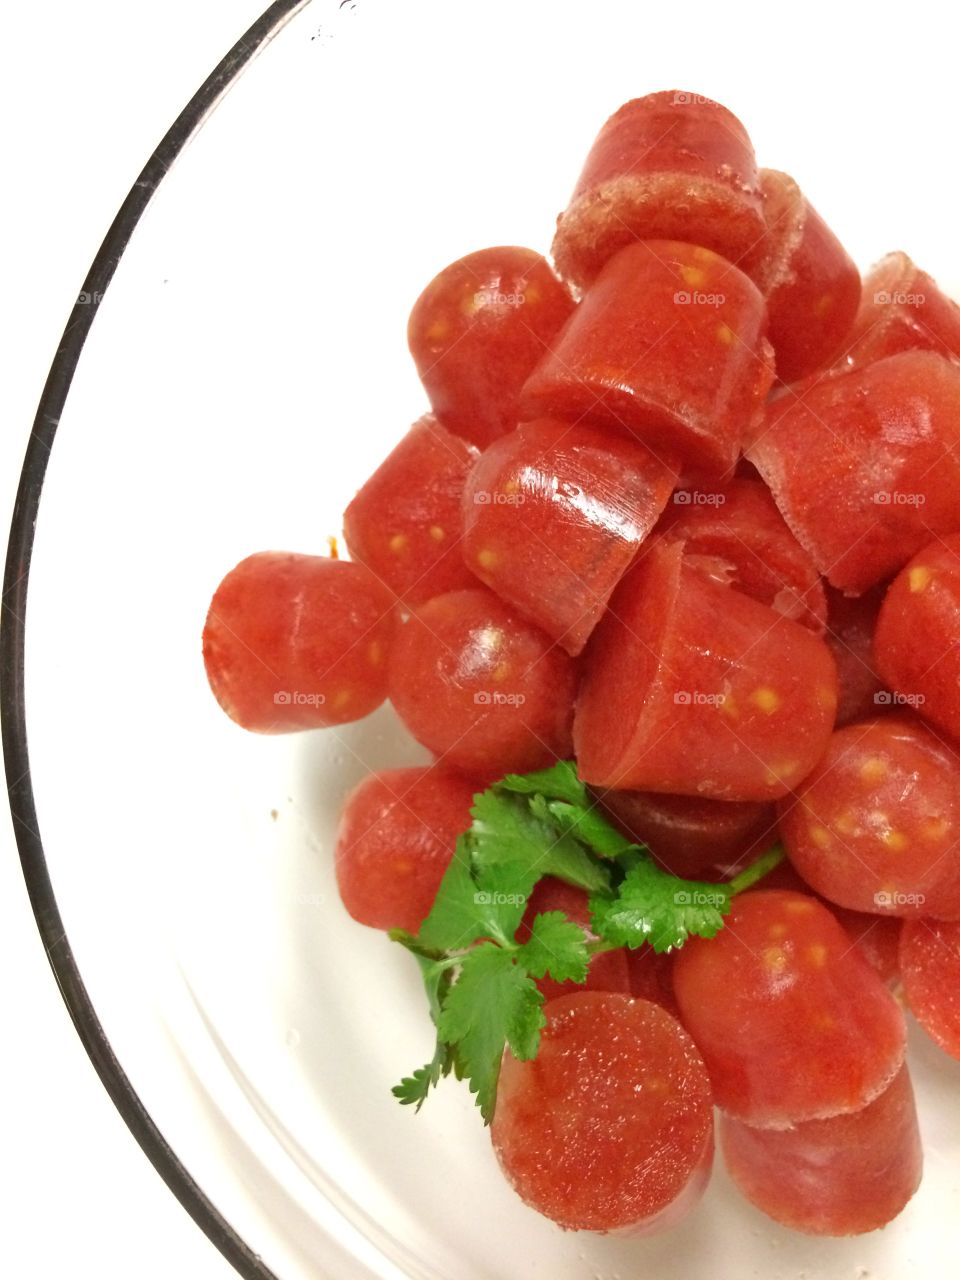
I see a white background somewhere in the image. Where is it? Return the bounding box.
[2,5,269,1276]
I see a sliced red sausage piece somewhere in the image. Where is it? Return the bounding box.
[387,587,575,775]
[747,350,960,593]
[672,890,907,1127]
[900,917,960,1060]
[515,877,630,1003]
[778,715,960,919]
[407,247,575,449]
[491,992,714,1233]
[551,92,764,291]
[203,552,397,732]
[874,534,960,743]
[462,418,678,655]
[335,767,476,933]
[720,1065,921,1235]
[574,540,838,801]
[654,476,827,632]
[845,251,960,369]
[521,241,774,478]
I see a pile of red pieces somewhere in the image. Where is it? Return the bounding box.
[203,90,960,1238]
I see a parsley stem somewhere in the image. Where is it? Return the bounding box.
[727,842,785,896]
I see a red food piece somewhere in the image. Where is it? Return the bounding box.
[824,584,887,725]
[551,91,764,291]
[720,1065,921,1235]
[672,890,906,1126]
[575,540,838,800]
[407,247,575,449]
[462,418,678,655]
[748,350,960,594]
[203,552,396,732]
[521,241,774,478]
[343,415,478,606]
[830,907,902,987]
[625,948,680,1017]
[779,715,960,919]
[597,787,777,878]
[845,251,960,369]
[874,535,960,742]
[900,917,960,1059]
[491,992,714,1233]
[655,477,826,631]
[334,767,475,933]
[742,170,860,383]
[387,588,575,775]
[516,877,630,1002]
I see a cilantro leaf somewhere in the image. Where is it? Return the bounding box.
[542,799,635,858]
[590,857,731,953]
[392,956,456,1110]
[436,943,545,1122]
[517,911,591,983]
[496,759,589,807]
[416,836,535,952]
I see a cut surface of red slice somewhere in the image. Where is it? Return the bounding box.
[900,917,960,1060]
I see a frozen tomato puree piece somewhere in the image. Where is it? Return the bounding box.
[551,91,764,291]
[596,787,776,879]
[720,1065,921,1235]
[673,890,906,1126]
[387,587,575,775]
[845,251,960,369]
[574,540,838,801]
[874,535,960,742]
[900,917,960,1060]
[516,877,631,1002]
[203,552,396,732]
[831,908,902,987]
[407,246,575,449]
[748,350,960,593]
[343,415,478,606]
[491,992,714,1234]
[521,241,774,478]
[462,418,678,655]
[824,584,887,725]
[655,477,827,631]
[335,767,475,933]
[779,715,960,918]
[742,170,860,383]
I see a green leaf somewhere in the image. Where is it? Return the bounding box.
[470,788,611,895]
[517,911,591,983]
[590,857,731,953]
[544,800,635,858]
[496,759,589,807]
[392,956,456,1110]
[437,944,545,1123]
[416,836,535,952]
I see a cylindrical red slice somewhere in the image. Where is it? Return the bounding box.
[575,540,838,800]
[742,170,860,383]
[779,715,960,919]
[387,588,575,775]
[343,415,478,606]
[551,92,764,291]
[824,583,887,725]
[830,907,902,987]
[596,787,776,878]
[672,890,906,1126]
[521,241,774,478]
[654,477,827,631]
[720,1065,921,1235]
[845,251,960,369]
[900,917,960,1059]
[491,992,714,1234]
[462,418,678,655]
[407,247,575,449]
[515,877,630,1002]
[335,767,475,933]
[202,552,397,732]
[748,350,960,594]
[874,534,960,743]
